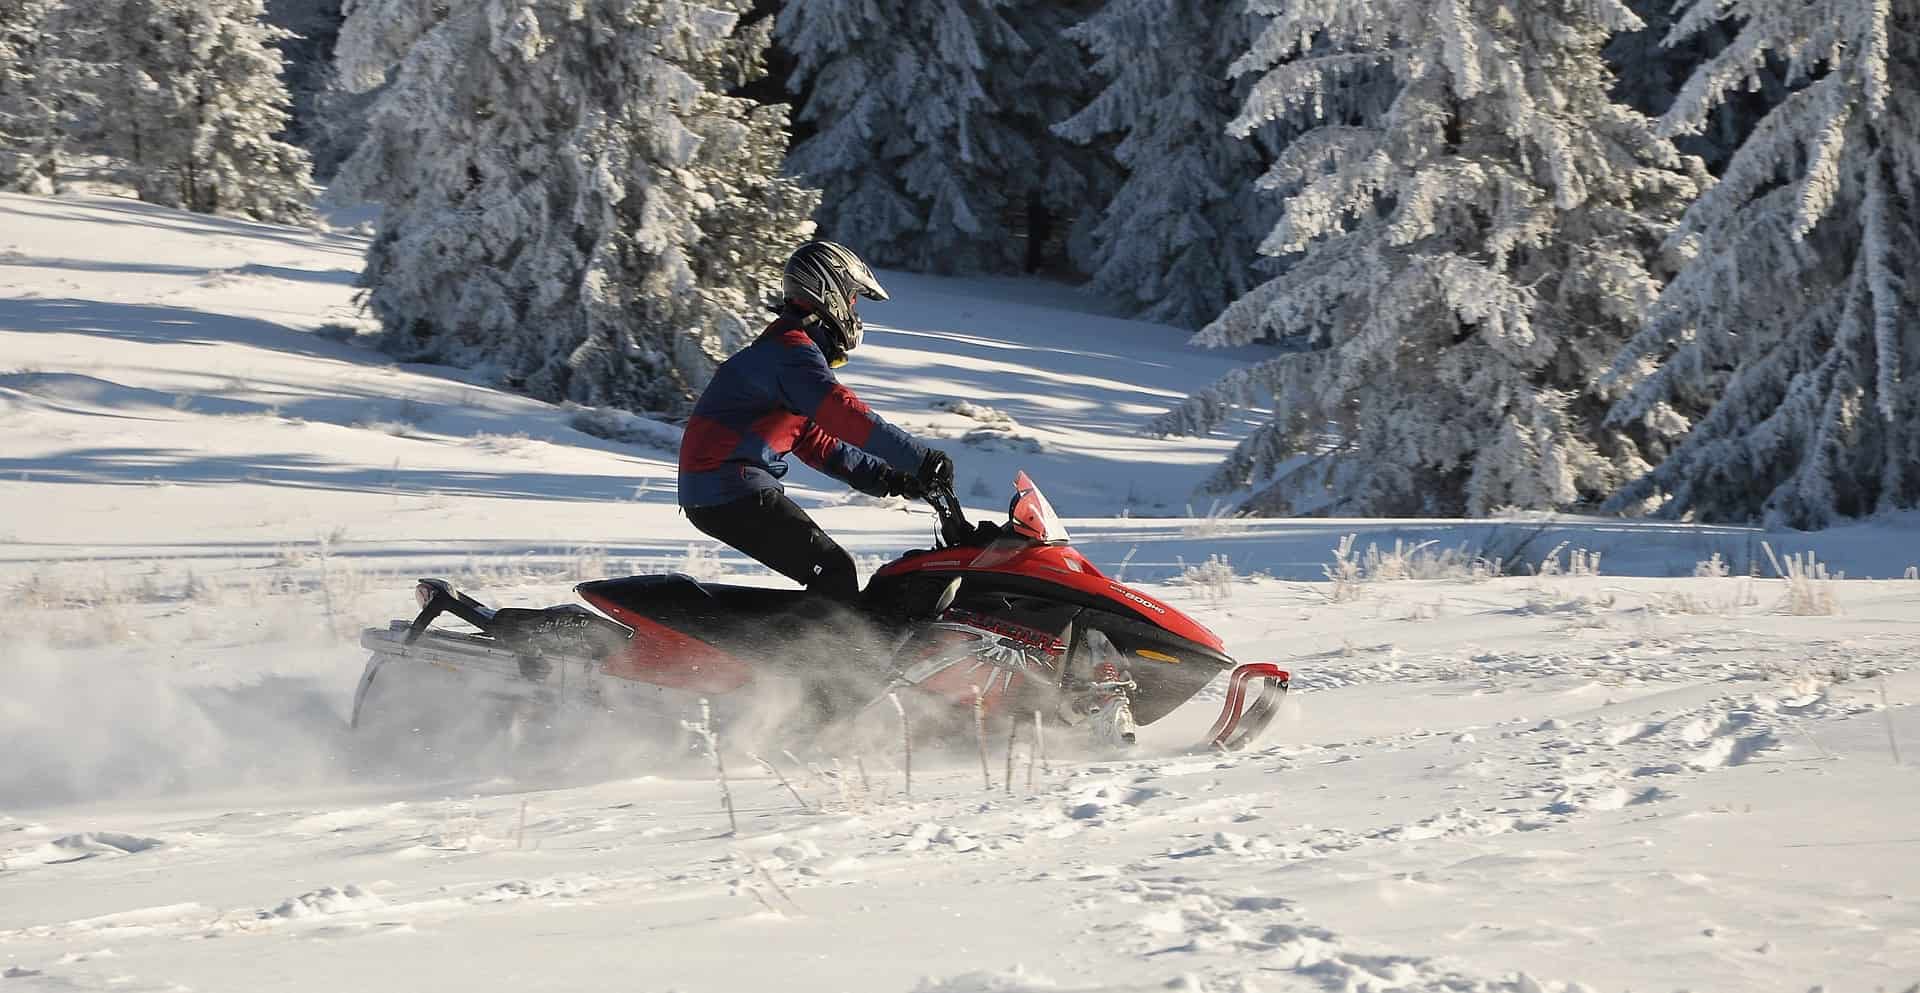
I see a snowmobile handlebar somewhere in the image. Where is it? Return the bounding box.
[923,483,979,549]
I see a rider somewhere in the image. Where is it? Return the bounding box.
[677,241,955,602]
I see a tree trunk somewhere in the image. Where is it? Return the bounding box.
[1023,192,1052,274]
[37,74,62,194]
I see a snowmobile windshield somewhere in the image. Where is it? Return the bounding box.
[1007,471,1070,545]
[963,472,1074,569]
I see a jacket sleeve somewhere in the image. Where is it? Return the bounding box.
[793,424,894,496]
[775,335,929,473]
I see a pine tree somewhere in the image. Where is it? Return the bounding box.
[84,0,314,222]
[1606,0,1782,174]
[1154,0,1702,518]
[331,0,437,92]
[778,0,1086,274]
[264,0,349,172]
[1602,0,1920,528]
[0,0,90,192]
[1055,0,1280,329]
[333,0,818,413]
[1001,0,1114,275]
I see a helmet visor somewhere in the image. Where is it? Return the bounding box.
[844,254,888,302]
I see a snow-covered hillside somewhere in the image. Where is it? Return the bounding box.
[2,193,1917,993]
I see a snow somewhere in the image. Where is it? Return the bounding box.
[2,191,1918,992]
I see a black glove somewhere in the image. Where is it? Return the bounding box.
[917,449,955,494]
[879,468,924,499]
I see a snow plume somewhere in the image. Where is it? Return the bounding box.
[339,603,930,788]
[0,638,352,808]
[0,632,717,807]
[0,606,941,810]
[696,609,907,762]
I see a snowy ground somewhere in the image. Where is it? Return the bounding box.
[2,193,1917,993]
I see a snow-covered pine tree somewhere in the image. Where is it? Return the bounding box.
[331,0,437,92]
[0,0,91,192]
[1055,0,1280,329]
[999,0,1114,275]
[264,0,348,171]
[1602,1,1920,528]
[1606,0,1782,173]
[83,0,313,221]
[0,0,62,192]
[333,0,818,413]
[1153,0,1703,517]
[779,0,1071,274]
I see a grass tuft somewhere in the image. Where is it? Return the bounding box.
[1761,542,1842,616]
[1321,534,1501,601]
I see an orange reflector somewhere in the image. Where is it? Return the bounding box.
[1135,648,1180,664]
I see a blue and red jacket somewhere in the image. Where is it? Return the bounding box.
[677,315,928,509]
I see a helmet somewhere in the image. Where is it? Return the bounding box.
[783,241,888,366]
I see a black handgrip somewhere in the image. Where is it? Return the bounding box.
[925,483,973,549]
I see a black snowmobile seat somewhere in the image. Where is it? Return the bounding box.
[576,574,822,655]
[580,573,811,616]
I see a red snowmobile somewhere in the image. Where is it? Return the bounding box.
[352,472,1287,757]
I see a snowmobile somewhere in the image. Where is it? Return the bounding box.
[351,472,1288,758]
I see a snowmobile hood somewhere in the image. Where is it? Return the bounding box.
[874,543,1226,656]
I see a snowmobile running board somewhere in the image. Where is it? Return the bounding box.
[1207,663,1290,751]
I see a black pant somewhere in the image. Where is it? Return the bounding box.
[684,489,859,601]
